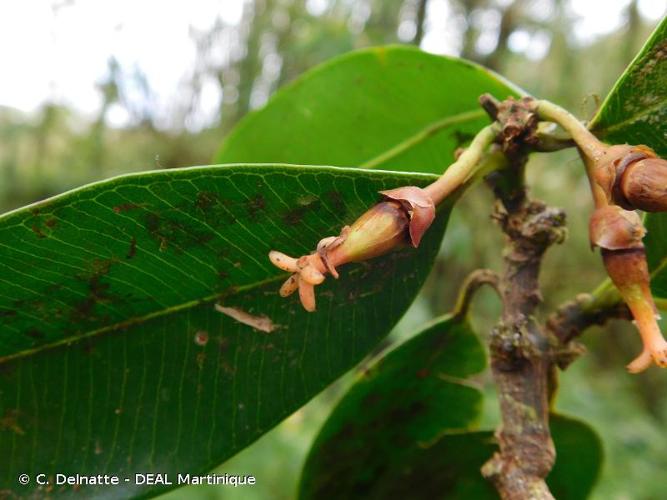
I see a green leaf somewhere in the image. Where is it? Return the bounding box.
[587,17,667,299]
[590,16,667,155]
[215,46,522,174]
[644,214,667,298]
[0,164,448,498]
[300,327,603,500]
[548,414,604,500]
[298,314,487,499]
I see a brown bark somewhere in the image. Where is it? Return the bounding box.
[481,190,565,499]
[480,97,566,499]
[546,293,630,344]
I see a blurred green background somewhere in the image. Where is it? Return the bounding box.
[1,1,666,498]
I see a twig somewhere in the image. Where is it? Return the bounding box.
[423,123,503,205]
[480,97,567,500]
[535,99,606,160]
[546,292,631,344]
[451,269,501,320]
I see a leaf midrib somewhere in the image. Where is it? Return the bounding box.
[0,271,286,366]
[360,109,487,169]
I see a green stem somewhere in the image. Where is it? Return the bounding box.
[534,123,576,152]
[451,269,501,320]
[536,99,608,208]
[587,278,622,312]
[424,123,502,205]
[535,100,605,159]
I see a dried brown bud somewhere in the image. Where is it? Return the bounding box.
[590,144,638,198]
[588,205,645,250]
[588,143,667,212]
[616,157,667,212]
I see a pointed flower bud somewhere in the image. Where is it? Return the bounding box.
[616,157,667,212]
[601,248,667,373]
[268,187,435,312]
[589,205,667,372]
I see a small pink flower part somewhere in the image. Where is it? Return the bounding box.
[380,186,435,247]
[298,278,317,312]
[279,274,299,297]
[269,250,328,311]
[317,232,347,279]
[297,256,326,285]
[268,188,436,313]
[269,251,299,272]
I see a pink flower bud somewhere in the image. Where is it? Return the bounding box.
[268,187,436,312]
[589,205,667,372]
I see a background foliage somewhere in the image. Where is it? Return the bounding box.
[1,1,666,499]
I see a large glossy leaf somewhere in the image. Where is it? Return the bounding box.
[590,16,667,155]
[215,46,522,173]
[0,164,448,498]
[590,17,667,298]
[298,312,602,498]
[299,314,487,499]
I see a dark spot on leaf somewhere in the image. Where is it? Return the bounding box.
[284,199,321,225]
[194,192,236,226]
[126,237,137,259]
[246,194,266,220]
[147,210,217,252]
[0,409,25,435]
[25,328,44,340]
[0,309,16,319]
[72,258,117,321]
[45,217,57,228]
[113,203,143,213]
[13,297,46,314]
[386,401,427,432]
[145,213,168,251]
[218,270,229,280]
[195,191,218,211]
[326,190,347,215]
[31,224,46,238]
[81,340,97,355]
